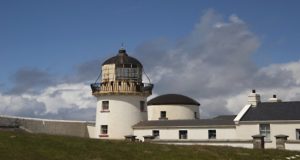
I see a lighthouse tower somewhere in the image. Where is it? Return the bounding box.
[91,48,153,139]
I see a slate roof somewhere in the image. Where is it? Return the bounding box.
[240,101,300,121]
[147,94,200,106]
[213,115,237,120]
[102,48,143,67]
[133,117,235,128]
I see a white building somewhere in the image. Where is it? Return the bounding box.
[133,90,300,150]
[89,48,300,150]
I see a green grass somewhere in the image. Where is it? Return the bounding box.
[0,130,299,160]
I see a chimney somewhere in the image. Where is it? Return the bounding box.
[248,89,261,107]
[268,94,282,102]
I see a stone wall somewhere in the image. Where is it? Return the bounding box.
[0,115,95,138]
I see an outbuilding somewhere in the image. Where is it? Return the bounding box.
[147,94,200,120]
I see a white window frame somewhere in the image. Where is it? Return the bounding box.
[259,124,271,140]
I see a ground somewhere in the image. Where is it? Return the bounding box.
[0,130,300,160]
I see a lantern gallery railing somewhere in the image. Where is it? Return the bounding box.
[90,82,153,95]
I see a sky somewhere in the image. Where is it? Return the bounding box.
[0,0,300,120]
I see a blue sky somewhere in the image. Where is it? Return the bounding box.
[1,0,300,119]
[1,0,300,82]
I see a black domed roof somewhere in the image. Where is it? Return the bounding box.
[102,48,143,67]
[147,94,200,106]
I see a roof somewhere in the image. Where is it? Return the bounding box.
[147,94,200,106]
[240,101,300,121]
[133,118,235,129]
[212,115,237,120]
[102,48,143,67]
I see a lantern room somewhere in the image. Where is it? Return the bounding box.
[91,48,153,96]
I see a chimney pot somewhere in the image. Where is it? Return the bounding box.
[269,94,282,102]
[248,89,260,107]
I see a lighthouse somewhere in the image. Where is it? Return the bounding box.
[90,48,153,139]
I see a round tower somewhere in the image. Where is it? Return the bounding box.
[147,94,200,120]
[91,48,153,139]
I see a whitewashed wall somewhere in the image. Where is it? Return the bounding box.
[95,95,147,139]
[269,123,300,148]
[271,123,300,140]
[236,123,300,149]
[286,142,300,151]
[133,127,236,141]
[87,125,97,138]
[134,129,152,141]
[147,104,199,120]
[133,127,254,148]
[155,142,253,148]
[235,124,259,139]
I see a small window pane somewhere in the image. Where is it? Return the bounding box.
[296,129,300,140]
[101,125,108,134]
[194,112,198,119]
[179,130,188,139]
[102,101,109,111]
[160,111,166,118]
[116,67,141,81]
[208,130,216,139]
[140,101,146,112]
[153,130,160,138]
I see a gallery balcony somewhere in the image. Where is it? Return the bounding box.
[90,81,153,96]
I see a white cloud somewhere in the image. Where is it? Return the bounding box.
[2,9,300,120]
[134,9,300,118]
[229,14,244,24]
[220,60,300,117]
[35,83,95,113]
[0,83,96,120]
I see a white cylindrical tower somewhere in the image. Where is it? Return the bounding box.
[91,48,153,139]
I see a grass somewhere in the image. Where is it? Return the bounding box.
[0,130,300,160]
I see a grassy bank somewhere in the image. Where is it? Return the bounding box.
[0,130,299,160]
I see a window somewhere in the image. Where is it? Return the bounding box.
[116,67,142,81]
[140,101,146,112]
[259,124,270,140]
[208,130,216,139]
[179,130,188,139]
[194,112,198,119]
[101,125,108,135]
[152,130,160,138]
[296,129,300,140]
[102,101,109,111]
[160,111,167,119]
